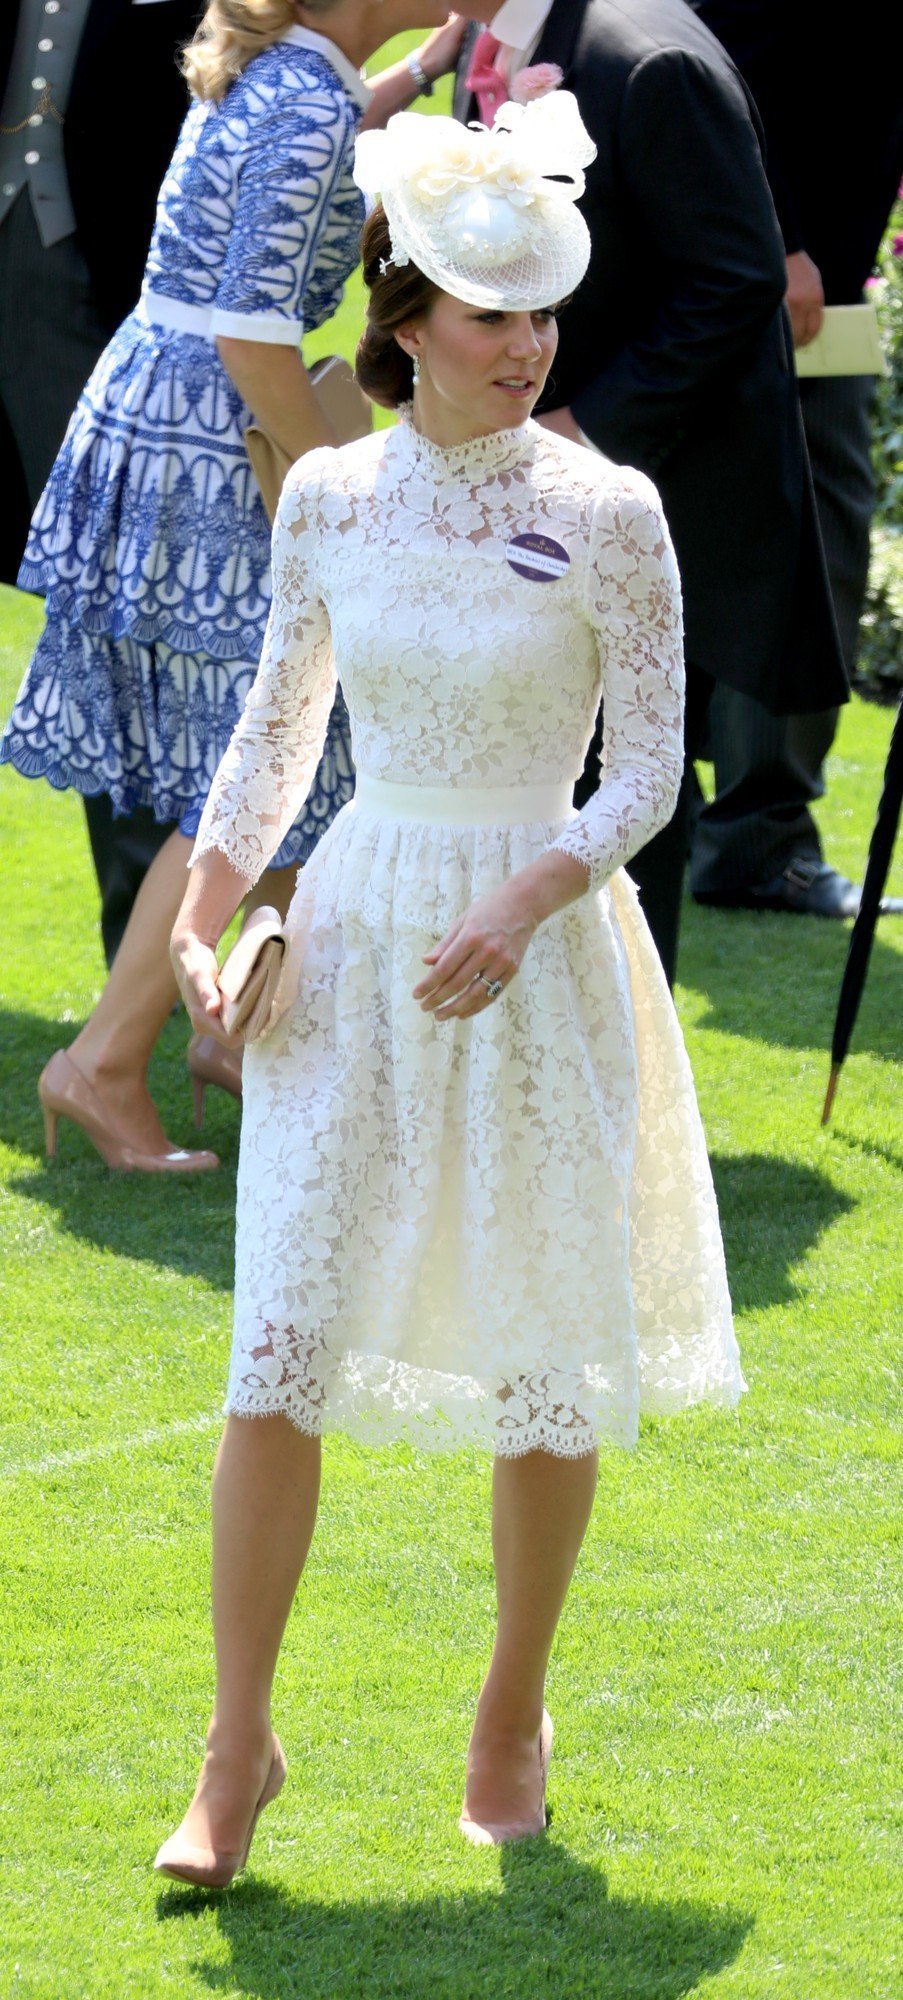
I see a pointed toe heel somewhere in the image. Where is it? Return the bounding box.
[154,1737,287,1889]
[459,1711,553,1848]
[38,1049,220,1173]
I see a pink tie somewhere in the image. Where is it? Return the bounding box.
[465,29,509,125]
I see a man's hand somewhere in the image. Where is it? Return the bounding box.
[785,250,825,349]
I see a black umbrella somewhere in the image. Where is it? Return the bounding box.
[822,695,903,1122]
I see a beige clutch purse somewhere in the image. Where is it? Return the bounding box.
[217,906,286,1042]
[245,354,372,523]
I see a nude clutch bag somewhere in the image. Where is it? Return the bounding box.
[217,906,287,1041]
[245,355,372,523]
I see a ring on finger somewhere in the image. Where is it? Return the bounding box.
[476,971,504,1001]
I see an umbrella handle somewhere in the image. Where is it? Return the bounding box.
[821,1065,840,1125]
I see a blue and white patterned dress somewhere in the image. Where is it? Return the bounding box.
[0,27,366,865]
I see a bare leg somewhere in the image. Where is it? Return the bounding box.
[464,1447,598,1831]
[67,828,193,1153]
[67,838,296,1143]
[170,1415,321,1855]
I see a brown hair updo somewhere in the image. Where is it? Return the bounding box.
[355,205,440,411]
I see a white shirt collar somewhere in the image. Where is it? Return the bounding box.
[490,0,555,50]
[280,24,370,110]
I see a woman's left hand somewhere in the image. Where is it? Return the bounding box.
[413,879,539,1021]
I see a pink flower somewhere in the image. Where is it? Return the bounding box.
[892,233,903,257]
[510,62,564,105]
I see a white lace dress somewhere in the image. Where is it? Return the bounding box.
[193,413,745,1456]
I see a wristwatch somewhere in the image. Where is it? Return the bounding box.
[406,50,433,97]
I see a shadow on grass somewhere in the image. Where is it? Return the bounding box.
[710,1152,856,1312]
[158,1840,752,2000]
[829,1128,903,1177]
[1,1012,856,1310]
[679,899,903,1059]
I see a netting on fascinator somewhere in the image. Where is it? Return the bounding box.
[353,93,597,310]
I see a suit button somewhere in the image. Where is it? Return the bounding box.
[25,150,41,164]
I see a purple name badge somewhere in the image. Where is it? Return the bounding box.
[506,532,571,583]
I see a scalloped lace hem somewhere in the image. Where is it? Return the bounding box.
[224,1373,745,1458]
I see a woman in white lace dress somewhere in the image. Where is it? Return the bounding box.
[160,96,744,1884]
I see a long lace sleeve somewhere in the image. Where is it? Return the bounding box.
[192,455,336,885]
[552,470,685,890]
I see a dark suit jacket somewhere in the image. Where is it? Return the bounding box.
[688,2,903,303]
[455,0,847,715]
[1,0,199,331]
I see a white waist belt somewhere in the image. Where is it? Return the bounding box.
[354,775,574,826]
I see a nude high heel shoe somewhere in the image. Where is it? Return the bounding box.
[458,1711,553,1848]
[153,1735,288,1888]
[187,1034,243,1128]
[38,1049,219,1173]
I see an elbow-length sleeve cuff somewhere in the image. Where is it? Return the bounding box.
[210,307,305,345]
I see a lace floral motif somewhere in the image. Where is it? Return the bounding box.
[194,414,685,892]
[194,417,742,1456]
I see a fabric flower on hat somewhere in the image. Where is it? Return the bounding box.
[353,95,597,311]
[410,131,485,205]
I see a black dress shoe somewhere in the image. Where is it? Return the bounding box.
[705,855,903,918]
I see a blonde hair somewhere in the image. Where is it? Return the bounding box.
[183,0,340,103]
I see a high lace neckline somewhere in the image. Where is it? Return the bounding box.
[394,405,538,479]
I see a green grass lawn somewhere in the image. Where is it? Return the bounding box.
[2,588,901,2000]
[1,83,902,1978]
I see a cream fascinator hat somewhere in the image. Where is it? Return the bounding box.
[353,93,597,311]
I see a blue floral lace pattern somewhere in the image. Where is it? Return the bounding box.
[1,37,363,846]
[143,41,363,338]
[3,615,353,867]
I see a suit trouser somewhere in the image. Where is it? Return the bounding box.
[0,192,176,965]
[690,372,875,897]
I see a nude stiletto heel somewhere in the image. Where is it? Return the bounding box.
[37,1049,219,1174]
[153,1735,288,1889]
[42,1102,59,1160]
[186,1035,243,1127]
[459,1710,553,1848]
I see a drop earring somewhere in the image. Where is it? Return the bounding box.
[412,356,420,383]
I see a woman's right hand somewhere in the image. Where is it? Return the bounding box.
[170,928,235,1046]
